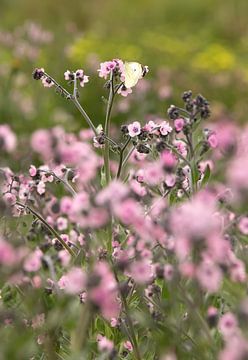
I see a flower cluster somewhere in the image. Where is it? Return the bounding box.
[1,59,248,360]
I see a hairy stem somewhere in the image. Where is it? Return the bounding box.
[104,71,115,185]
[116,137,131,179]
[16,202,76,257]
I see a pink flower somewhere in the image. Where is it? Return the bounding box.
[24,249,43,272]
[97,335,114,353]
[0,238,16,265]
[3,192,16,205]
[0,125,17,152]
[238,217,248,235]
[58,267,85,294]
[161,150,177,170]
[32,313,45,329]
[124,341,133,352]
[208,133,218,148]
[96,180,128,206]
[29,165,37,177]
[37,181,45,195]
[218,312,239,340]
[41,76,54,88]
[196,261,222,293]
[164,264,174,281]
[117,86,132,97]
[129,260,154,284]
[160,121,172,136]
[128,121,141,137]
[64,70,73,81]
[79,75,89,87]
[56,217,68,231]
[174,118,185,132]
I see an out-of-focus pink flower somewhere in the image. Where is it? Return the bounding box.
[0,125,17,152]
[58,267,85,294]
[56,217,68,231]
[32,313,45,329]
[124,340,133,352]
[218,312,239,340]
[3,192,16,205]
[24,249,43,272]
[196,261,222,293]
[97,335,114,352]
[174,118,185,132]
[0,238,16,265]
[238,217,248,235]
[208,133,218,148]
[129,260,154,284]
[128,121,141,137]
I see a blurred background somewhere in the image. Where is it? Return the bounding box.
[1,0,248,134]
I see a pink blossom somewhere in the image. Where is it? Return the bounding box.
[97,335,114,353]
[58,267,85,294]
[79,75,89,87]
[129,260,154,284]
[218,312,239,340]
[164,264,174,281]
[238,217,248,235]
[37,181,45,195]
[0,125,17,152]
[29,165,37,177]
[56,216,68,231]
[3,192,16,205]
[64,70,73,80]
[60,196,73,214]
[32,313,45,329]
[128,121,141,137]
[0,238,16,265]
[160,121,172,136]
[117,86,132,97]
[196,261,222,293]
[208,133,218,148]
[174,118,185,132]
[24,249,43,272]
[41,76,54,88]
[124,340,133,352]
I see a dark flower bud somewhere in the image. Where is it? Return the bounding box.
[51,202,60,214]
[136,143,150,154]
[156,265,164,279]
[167,105,180,120]
[94,133,105,145]
[32,68,44,80]
[195,94,208,107]
[182,90,192,102]
[156,141,166,152]
[138,129,148,141]
[121,125,129,135]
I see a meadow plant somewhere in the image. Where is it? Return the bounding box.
[1,58,248,360]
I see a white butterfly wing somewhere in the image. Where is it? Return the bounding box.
[124,62,143,88]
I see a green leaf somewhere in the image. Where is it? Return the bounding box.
[201,164,211,188]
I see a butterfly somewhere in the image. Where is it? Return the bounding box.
[123,62,149,89]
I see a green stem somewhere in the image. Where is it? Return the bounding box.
[72,75,98,136]
[116,137,131,179]
[16,202,76,257]
[104,71,115,185]
[72,301,93,353]
[113,269,141,360]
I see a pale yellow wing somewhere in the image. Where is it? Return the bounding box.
[124,62,143,88]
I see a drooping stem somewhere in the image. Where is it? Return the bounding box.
[104,71,115,185]
[16,202,76,257]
